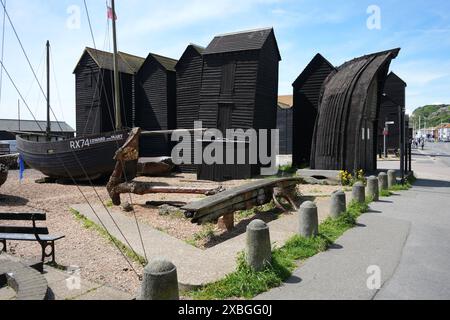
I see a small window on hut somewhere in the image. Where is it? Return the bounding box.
[221,62,236,94]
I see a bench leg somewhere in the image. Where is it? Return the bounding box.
[218,213,235,231]
[0,239,6,253]
[40,241,56,264]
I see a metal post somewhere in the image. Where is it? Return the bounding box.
[111,0,122,130]
[399,105,405,184]
[46,40,51,138]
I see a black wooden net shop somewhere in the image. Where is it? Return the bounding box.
[196,28,281,182]
[73,48,144,135]
[175,44,205,173]
[310,48,400,172]
[377,72,407,154]
[136,53,178,157]
[292,53,335,167]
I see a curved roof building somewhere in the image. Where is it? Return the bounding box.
[311,48,400,172]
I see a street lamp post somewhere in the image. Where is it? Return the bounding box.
[382,93,406,185]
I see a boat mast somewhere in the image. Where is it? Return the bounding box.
[111,0,122,130]
[46,40,51,138]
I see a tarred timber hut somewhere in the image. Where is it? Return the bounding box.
[311,48,400,172]
[197,28,281,181]
[292,54,335,166]
[377,72,407,153]
[277,95,293,155]
[73,48,145,135]
[136,53,178,157]
[175,44,205,173]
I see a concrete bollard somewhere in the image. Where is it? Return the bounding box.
[366,176,379,201]
[388,170,397,188]
[298,201,319,238]
[378,172,388,192]
[330,190,347,219]
[352,182,366,204]
[140,258,179,300]
[246,220,272,272]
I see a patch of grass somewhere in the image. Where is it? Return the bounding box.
[104,200,114,208]
[380,189,393,197]
[236,201,278,220]
[279,165,297,176]
[187,200,371,300]
[186,224,217,248]
[389,183,412,192]
[70,208,147,267]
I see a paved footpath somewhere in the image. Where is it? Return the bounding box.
[71,193,345,288]
[257,146,450,300]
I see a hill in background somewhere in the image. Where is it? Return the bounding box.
[411,104,450,128]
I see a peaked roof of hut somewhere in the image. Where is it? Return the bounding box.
[386,71,407,87]
[203,27,281,60]
[292,53,335,87]
[139,52,178,73]
[73,47,146,74]
[175,44,205,69]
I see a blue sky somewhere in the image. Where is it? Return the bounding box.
[0,0,449,128]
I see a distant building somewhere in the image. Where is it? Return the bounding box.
[277,95,293,155]
[0,119,75,154]
[438,124,450,141]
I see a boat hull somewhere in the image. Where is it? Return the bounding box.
[0,169,7,187]
[17,131,131,181]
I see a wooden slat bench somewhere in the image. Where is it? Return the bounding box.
[182,177,304,230]
[0,212,65,263]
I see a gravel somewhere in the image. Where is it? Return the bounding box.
[0,169,341,295]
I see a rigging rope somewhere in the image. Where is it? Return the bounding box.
[55,155,142,279]
[0,0,147,275]
[0,0,6,106]
[0,60,44,131]
[0,0,64,132]
[83,0,97,49]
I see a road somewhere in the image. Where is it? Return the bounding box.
[257,143,450,300]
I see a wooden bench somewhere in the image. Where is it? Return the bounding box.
[182,177,304,231]
[0,212,65,263]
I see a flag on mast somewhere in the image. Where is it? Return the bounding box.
[107,2,117,20]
